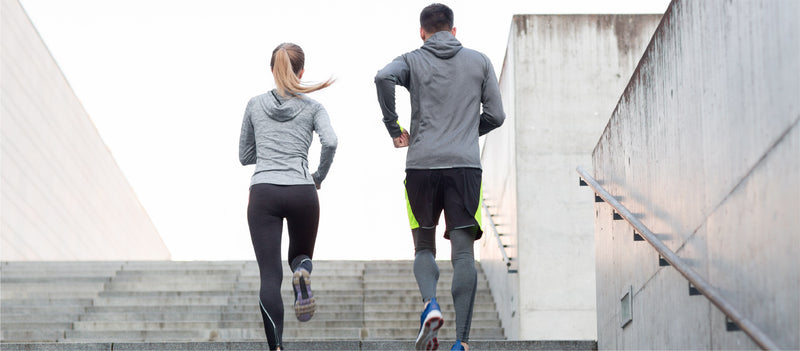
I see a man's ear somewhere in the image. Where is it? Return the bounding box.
[420,27,427,41]
[298,68,305,79]
[451,27,457,37]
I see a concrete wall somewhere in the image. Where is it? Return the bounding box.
[0,0,170,260]
[480,14,660,340]
[592,0,799,349]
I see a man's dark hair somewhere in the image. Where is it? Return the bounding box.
[420,3,454,33]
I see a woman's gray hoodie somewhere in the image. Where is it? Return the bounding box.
[239,90,337,187]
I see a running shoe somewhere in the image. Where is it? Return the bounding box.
[292,268,315,322]
[415,297,444,350]
[450,340,465,351]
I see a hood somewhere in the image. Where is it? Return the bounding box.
[421,31,462,59]
[258,90,309,122]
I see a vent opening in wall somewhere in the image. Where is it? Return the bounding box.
[620,286,633,328]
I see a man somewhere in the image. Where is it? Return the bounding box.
[374,4,505,351]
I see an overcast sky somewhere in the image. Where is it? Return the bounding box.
[19,0,670,261]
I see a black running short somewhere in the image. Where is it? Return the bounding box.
[404,168,483,240]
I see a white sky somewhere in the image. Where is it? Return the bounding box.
[19,0,669,261]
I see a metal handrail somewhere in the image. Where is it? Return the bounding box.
[481,199,516,273]
[576,166,780,351]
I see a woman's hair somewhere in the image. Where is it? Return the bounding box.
[270,43,334,97]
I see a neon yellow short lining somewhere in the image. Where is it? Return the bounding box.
[404,180,420,230]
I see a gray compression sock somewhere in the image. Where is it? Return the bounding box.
[414,248,439,303]
[450,228,477,342]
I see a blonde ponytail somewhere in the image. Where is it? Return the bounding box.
[270,43,334,97]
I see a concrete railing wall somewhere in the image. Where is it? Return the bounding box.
[592,0,799,349]
[480,14,660,340]
[0,0,170,260]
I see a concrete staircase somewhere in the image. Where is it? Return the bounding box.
[1,260,596,350]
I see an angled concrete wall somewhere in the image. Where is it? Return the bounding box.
[0,0,170,260]
[592,0,799,349]
[480,14,661,340]
[479,22,520,339]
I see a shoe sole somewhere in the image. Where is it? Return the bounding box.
[293,269,315,322]
[415,310,443,351]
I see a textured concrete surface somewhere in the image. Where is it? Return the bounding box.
[480,14,661,340]
[0,0,169,260]
[592,0,799,349]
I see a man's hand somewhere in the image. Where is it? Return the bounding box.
[393,129,410,148]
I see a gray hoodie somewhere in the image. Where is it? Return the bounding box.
[239,90,337,187]
[375,31,505,170]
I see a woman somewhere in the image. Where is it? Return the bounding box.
[239,42,337,351]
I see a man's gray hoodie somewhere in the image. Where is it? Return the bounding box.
[375,31,505,170]
[239,90,337,187]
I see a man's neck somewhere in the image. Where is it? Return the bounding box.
[421,28,456,42]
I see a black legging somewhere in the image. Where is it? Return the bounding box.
[247,183,319,350]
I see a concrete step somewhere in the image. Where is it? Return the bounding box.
[102,282,238,292]
[118,261,360,271]
[77,304,498,319]
[72,311,503,327]
[61,330,210,342]
[96,290,364,299]
[0,270,118,278]
[80,307,369,321]
[0,314,80,323]
[56,328,504,342]
[0,261,124,269]
[108,275,239,283]
[364,294,495,304]
[66,318,502,331]
[91,296,232,306]
[232,281,365,291]
[236,276,365,283]
[1,306,87,314]
[364,327,504,339]
[364,310,498,321]
[1,330,66,343]
[0,322,73,330]
[1,276,113,283]
[72,317,365,327]
[92,295,365,307]
[83,305,227,313]
[0,290,105,299]
[0,340,598,350]
[59,328,366,341]
[364,281,490,290]
[120,262,245,269]
[364,288,492,297]
[1,283,108,294]
[0,298,93,307]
